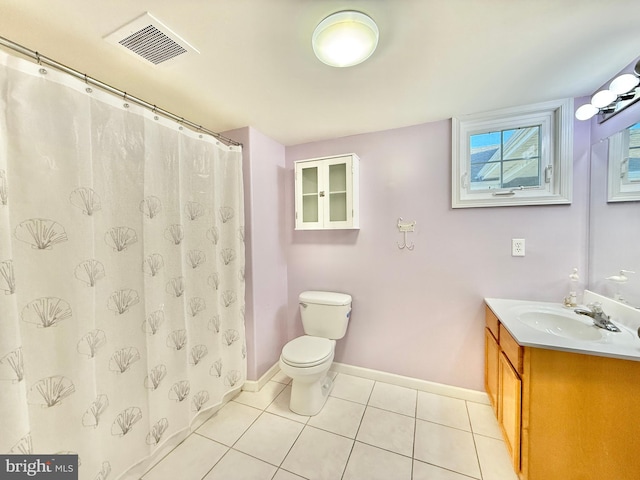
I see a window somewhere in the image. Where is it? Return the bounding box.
[608,122,640,202]
[452,98,573,208]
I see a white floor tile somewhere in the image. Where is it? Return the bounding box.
[329,374,374,404]
[234,381,286,410]
[342,441,412,480]
[307,396,366,438]
[142,434,227,480]
[414,420,481,479]
[368,382,417,417]
[281,426,353,480]
[474,433,519,480]
[412,460,476,480]
[466,401,502,439]
[271,370,292,385]
[273,469,308,480]
[266,385,311,424]
[203,448,277,480]
[234,412,304,466]
[143,375,517,480]
[356,406,415,457]
[416,391,471,431]
[196,401,262,446]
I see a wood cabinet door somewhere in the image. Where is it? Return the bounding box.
[484,328,499,414]
[498,351,522,472]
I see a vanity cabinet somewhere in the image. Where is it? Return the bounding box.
[484,307,521,471]
[294,154,359,230]
[485,305,640,480]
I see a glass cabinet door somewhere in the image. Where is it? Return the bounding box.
[301,166,319,223]
[328,163,347,222]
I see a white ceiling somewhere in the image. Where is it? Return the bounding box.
[1,0,640,146]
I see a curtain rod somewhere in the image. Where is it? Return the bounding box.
[0,35,242,147]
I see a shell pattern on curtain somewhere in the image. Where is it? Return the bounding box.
[0,51,246,479]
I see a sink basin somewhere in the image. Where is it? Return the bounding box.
[485,294,640,361]
[513,305,605,341]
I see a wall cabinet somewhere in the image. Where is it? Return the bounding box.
[294,154,359,230]
[484,305,640,480]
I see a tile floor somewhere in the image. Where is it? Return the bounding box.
[141,370,518,480]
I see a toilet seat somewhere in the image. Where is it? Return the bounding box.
[281,336,334,368]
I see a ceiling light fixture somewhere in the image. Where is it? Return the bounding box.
[575,59,640,121]
[312,11,379,68]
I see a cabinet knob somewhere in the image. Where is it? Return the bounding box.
[319,191,325,197]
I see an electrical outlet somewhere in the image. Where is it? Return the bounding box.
[512,238,525,257]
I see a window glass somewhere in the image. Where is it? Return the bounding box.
[470,126,541,191]
[625,123,640,184]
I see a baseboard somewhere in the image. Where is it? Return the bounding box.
[242,360,489,404]
[241,362,280,392]
[330,362,489,404]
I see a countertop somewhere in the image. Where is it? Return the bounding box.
[485,291,640,362]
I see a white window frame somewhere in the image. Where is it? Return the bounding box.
[607,123,640,202]
[452,98,573,208]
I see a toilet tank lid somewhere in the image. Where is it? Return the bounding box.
[299,291,352,306]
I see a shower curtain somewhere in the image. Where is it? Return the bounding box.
[0,51,245,479]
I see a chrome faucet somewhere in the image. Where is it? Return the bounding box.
[574,303,621,332]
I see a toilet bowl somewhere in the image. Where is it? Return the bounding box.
[279,335,336,415]
[280,291,351,416]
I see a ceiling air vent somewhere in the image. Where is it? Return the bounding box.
[104,12,198,65]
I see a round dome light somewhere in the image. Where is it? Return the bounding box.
[609,73,639,95]
[575,103,598,121]
[591,89,617,108]
[312,11,379,67]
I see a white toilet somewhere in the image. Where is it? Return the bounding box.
[279,291,352,416]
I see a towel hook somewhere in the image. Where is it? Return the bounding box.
[397,217,416,250]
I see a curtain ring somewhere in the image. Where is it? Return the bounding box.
[122,92,129,109]
[35,52,47,75]
[83,74,92,93]
[178,118,184,131]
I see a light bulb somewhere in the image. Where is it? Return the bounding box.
[312,11,379,67]
[575,103,598,121]
[609,73,639,95]
[591,90,617,108]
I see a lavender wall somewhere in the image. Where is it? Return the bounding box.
[224,127,289,380]
[285,118,591,391]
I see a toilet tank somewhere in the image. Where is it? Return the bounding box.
[299,291,352,339]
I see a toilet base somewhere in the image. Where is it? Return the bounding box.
[289,372,334,416]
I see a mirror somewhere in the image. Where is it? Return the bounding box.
[607,122,640,202]
[589,121,640,306]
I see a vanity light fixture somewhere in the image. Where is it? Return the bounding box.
[575,59,640,121]
[312,11,379,67]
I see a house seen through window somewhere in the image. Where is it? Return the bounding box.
[470,126,542,191]
[625,122,640,184]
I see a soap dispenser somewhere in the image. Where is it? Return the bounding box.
[606,269,635,302]
[563,268,580,307]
